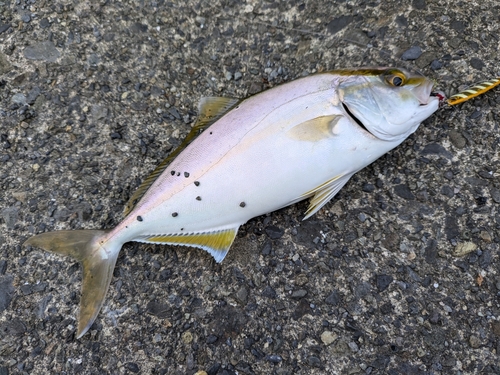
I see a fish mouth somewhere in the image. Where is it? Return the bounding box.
[430,91,447,106]
[341,102,373,135]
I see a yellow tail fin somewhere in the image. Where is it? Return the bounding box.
[24,230,120,339]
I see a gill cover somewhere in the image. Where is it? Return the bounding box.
[338,68,439,141]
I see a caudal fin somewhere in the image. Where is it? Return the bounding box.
[24,230,120,339]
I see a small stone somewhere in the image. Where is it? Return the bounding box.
[376,274,393,292]
[23,41,61,62]
[234,72,242,80]
[194,372,208,375]
[325,291,341,305]
[401,46,422,61]
[181,331,193,344]
[124,363,140,373]
[321,331,337,345]
[266,355,282,363]
[394,184,415,200]
[225,72,232,80]
[39,18,50,28]
[448,130,466,149]
[451,20,466,32]
[21,13,31,23]
[489,188,500,204]
[265,225,283,240]
[491,322,500,336]
[291,289,307,299]
[430,59,443,70]
[470,57,485,70]
[307,356,322,367]
[327,15,353,34]
[479,231,492,243]
[453,242,477,257]
[413,0,426,9]
[0,24,11,34]
[0,276,14,313]
[469,335,481,348]
[262,286,277,299]
[348,341,359,352]
[11,93,27,106]
[235,286,248,305]
[91,105,108,120]
[206,334,218,344]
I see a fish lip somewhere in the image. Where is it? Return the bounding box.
[416,80,436,106]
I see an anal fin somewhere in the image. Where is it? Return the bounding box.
[141,227,239,263]
[301,173,353,220]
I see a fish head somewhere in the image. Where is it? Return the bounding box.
[337,68,440,142]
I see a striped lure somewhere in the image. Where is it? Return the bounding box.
[447,77,500,106]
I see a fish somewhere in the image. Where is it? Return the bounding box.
[24,67,441,338]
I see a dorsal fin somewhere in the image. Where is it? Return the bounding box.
[140,227,239,263]
[123,97,241,216]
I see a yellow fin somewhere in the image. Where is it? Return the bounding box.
[24,230,120,339]
[142,228,239,263]
[123,97,241,216]
[197,97,241,128]
[287,115,341,142]
[301,173,353,220]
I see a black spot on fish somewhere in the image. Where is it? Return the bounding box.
[196,196,201,201]
[171,171,175,176]
[184,172,190,178]
[194,181,200,186]
[137,216,143,222]
[177,172,180,176]
[180,228,184,231]
[240,202,246,207]
[172,212,178,217]
[210,132,213,135]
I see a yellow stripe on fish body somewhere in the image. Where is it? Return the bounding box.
[447,78,500,105]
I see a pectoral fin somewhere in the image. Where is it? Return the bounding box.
[301,173,353,220]
[287,115,342,142]
[141,227,239,263]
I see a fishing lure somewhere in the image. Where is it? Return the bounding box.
[447,77,500,106]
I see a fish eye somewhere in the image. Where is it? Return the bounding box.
[384,71,406,87]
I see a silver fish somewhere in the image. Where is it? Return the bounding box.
[25,67,440,338]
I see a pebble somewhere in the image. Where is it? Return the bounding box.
[23,41,61,62]
[0,23,11,34]
[11,93,27,106]
[0,276,14,313]
[291,289,307,299]
[348,341,359,352]
[489,188,500,204]
[394,184,415,200]
[376,275,393,292]
[321,331,337,345]
[453,242,477,257]
[182,331,193,344]
[265,225,284,239]
[448,130,466,149]
[401,46,422,60]
[468,335,481,348]
[235,286,248,305]
[327,15,353,34]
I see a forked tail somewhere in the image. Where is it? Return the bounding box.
[24,230,121,338]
